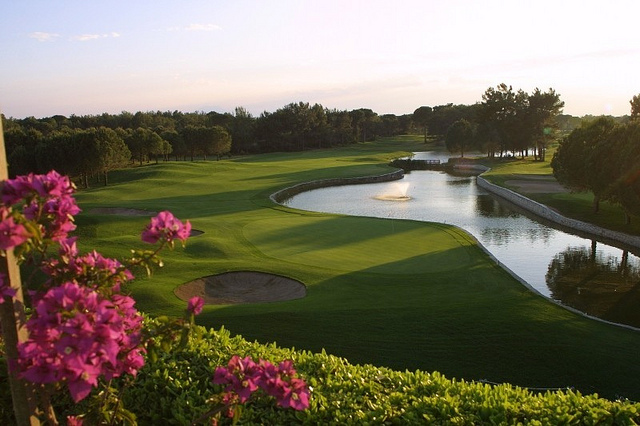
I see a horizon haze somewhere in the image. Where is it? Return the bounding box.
[2,0,639,119]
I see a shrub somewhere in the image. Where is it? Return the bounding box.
[78,325,639,425]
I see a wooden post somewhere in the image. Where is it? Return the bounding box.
[0,117,40,425]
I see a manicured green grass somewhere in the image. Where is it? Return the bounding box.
[75,136,640,400]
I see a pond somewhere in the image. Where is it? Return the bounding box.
[282,153,640,328]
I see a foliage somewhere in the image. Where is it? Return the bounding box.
[478,84,563,159]
[1,86,574,185]
[412,106,432,142]
[229,107,256,154]
[256,102,371,151]
[630,94,640,121]
[124,127,164,165]
[445,118,474,157]
[525,88,565,161]
[2,103,413,180]
[551,113,640,219]
[10,324,635,425]
[551,116,617,195]
[605,121,640,219]
[182,125,231,161]
[0,171,183,423]
[25,127,131,188]
[423,103,477,139]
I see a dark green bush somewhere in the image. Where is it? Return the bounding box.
[3,325,639,425]
[115,326,640,424]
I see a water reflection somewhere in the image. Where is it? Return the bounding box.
[282,154,640,328]
[446,178,473,186]
[475,195,520,218]
[546,244,640,326]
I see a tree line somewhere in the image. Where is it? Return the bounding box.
[3,119,233,186]
[2,103,417,183]
[2,89,608,185]
[551,95,640,223]
[413,84,566,161]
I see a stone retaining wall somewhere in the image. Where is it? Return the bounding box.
[270,169,404,204]
[477,175,640,252]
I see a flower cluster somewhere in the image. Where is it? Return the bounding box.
[0,170,80,245]
[42,237,134,291]
[17,281,145,402]
[0,208,30,250]
[187,296,204,316]
[141,210,191,245]
[0,171,156,405]
[0,170,309,423]
[213,355,310,414]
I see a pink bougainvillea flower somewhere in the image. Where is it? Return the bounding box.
[17,281,145,402]
[1,170,76,206]
[278,377,310,410]
[0,175,32,206]
[59,237,79,258]
[42,246,134,291]
[41,196,81,241]
[141,211,191,244]
[32,171,75,199]
[66,415,84,426]
[1,170,80,245]
[0,208,31,250]
[187,296,204,315]
[213,355,310,412]
[213,355,261,404]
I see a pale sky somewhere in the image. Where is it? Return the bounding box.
[1,0,639,119]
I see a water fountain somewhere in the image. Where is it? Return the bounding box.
[373,181,411,201]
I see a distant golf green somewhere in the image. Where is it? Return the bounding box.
[75,136,640,400]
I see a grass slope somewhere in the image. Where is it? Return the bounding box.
[75,137,640,401]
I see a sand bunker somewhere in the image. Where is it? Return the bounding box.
[175,271,306,305]
[90,207,156,216]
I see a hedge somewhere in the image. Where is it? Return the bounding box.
[3,323,635,425]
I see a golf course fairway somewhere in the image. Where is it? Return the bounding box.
[74,137,640,400]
